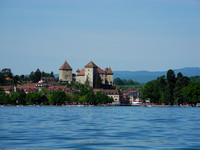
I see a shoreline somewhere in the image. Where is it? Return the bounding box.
[1,104,199,107]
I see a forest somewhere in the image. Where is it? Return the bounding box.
[142,69,200,105]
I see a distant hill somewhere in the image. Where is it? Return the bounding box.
[114,67,200,83]
[54,67,200,83]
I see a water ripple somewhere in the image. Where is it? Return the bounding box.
[0,107,200,149]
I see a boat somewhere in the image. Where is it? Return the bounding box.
[132,97,142,106]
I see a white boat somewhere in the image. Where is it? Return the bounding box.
[132,97,142,106]
[132,101,142,106]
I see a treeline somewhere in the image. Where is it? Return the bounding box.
[142,69,200,105]
[0,88,113,106]
[0,68,55,85]
[113,78,144,90]
[114,78,140,85]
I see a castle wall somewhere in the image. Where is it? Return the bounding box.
[100,74,106,84]
[76,75,85,84]
[85,68,93,87]
[85,67,98,87]
[106,74,113,85]
[59,70,72,83]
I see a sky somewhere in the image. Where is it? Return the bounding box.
[0,0,200,75]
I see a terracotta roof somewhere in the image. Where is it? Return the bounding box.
[93,87,120,95]
[47,86,71,92]
[0,86,14,90]
[17,86,37,93]
[107,67,113,75]
[97,67,105,74]
[77,69,85,76]
[85,61,98,68]
[6,77,13,81]
[59,61,72,70]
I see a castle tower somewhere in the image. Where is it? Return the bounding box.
[106,67,113,85]
[84,61,98,87]
[59,61,72,83]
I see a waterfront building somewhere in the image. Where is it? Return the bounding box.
[59,60,114,88]
[93,87,122,105]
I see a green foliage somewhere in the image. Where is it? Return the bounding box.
[174,73,189,104]
[29,69,54,83]
[0,72,6,85]
[189,76,200,83]
[181,82,200,104]
[95,73,103,88]
[10,92,20,105]
[0,91,10,105]
[166,69,176,104]
[18,89,26,105]
[95,91,113,104]
[49,91,69,105]
[84,77,90,88]
[1,68,13,78]
[114,78,140,86]
[142,70,194,105]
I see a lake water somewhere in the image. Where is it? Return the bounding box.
[0,106,200,149]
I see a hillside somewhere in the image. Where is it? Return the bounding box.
[54,67,200,83]
[113,67,200,83]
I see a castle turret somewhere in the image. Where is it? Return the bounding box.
[59,61,72,83]
[106,67,113,85]
[84,61,98,87]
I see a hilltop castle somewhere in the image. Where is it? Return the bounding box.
[59,61,113,88]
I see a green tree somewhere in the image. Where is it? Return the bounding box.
[158,76,167,104]
[1,68,13,78]
[34,69,41,82]
[0,72,6,85]
[166,69,176,104]
[95,73,102,88]
[29,71,35,82]
[84,77,90,88]
[142,80,160,104]
[127,79,134,85]
[10,92,20,105]
[114,78,123,85]
[95,91,113,104]
[25,92,41,105]
[0,92,10,105]
[174,72,189,104]
[181,82,200,104]
[18,89,26,105]
[49,91,68,105]
[13,75,20,85]
[50,71,54,77]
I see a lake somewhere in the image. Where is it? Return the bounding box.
[0,106,200,149]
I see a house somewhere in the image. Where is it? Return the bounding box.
[0,86,14,95]
[93,86,122,105]
[127,90,142,104]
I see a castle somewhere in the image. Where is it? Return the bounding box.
[59,61,113,88]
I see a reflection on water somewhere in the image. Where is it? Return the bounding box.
[0,107,200,149]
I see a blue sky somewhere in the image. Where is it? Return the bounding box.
[0,0,200,75]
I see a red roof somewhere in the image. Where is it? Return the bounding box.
[0,86,14,90]
[107,67,113,75]
[47,86,71,92]
[59,61,72,70]
[97,67,105,74]
[17,86,37,93]
[6,77,13,81]
[85,61,98,68]
[77,69,85,76]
